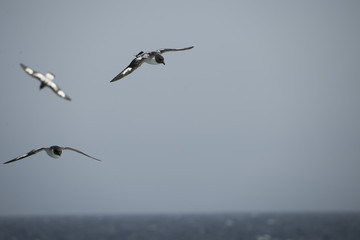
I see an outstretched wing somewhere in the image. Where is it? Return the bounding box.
[110,57,145,82]
[63,147,101,161]
[19,64,70,100]
[4,148,47,164]
[46,81,71,101]
[20,63,46,82]
[158,46,194,54]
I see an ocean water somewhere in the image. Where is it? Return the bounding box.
[0,213,359,240]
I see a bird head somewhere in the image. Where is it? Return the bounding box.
[155,54,165,65]
[51,146,62,156]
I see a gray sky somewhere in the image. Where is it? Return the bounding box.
[0,0,360,216]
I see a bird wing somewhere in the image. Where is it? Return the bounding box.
[20,63,46,82]
[4,147,47,164]
[46,80,71,101]
[158,46,194,54]
[19,64,70,100]
[62,147,101,161]
[110,56,146,82]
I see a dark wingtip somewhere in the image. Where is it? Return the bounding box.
[110,77,120,83]
[3,159,15,164]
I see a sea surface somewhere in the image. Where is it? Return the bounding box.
[0,213,359,240]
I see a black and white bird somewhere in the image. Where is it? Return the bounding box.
[110,46,194,82]
[4,145,101,164]
[20,63,71,101]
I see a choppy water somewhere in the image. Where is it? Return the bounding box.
[1,213,360,240]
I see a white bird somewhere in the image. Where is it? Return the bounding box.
[20,63,71,101]
[110,46,194,82]
[4,145,101,164]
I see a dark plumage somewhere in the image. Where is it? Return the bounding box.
[20,63,71,101]
[4,145,101,164]
[110,46,194,82]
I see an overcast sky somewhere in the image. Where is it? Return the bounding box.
[0,0,359,216]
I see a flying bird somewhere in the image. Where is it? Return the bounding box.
[110,46,194,82]
[4,145,101,164]
[20,63,71,101]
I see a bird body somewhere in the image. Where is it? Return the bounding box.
[4,145,101,164]
[110,46,193,82]
[20,63,71,101]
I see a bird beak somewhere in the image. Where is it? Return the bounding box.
[162,62,165,65]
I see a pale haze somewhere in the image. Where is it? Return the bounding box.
[0,1,359,216]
